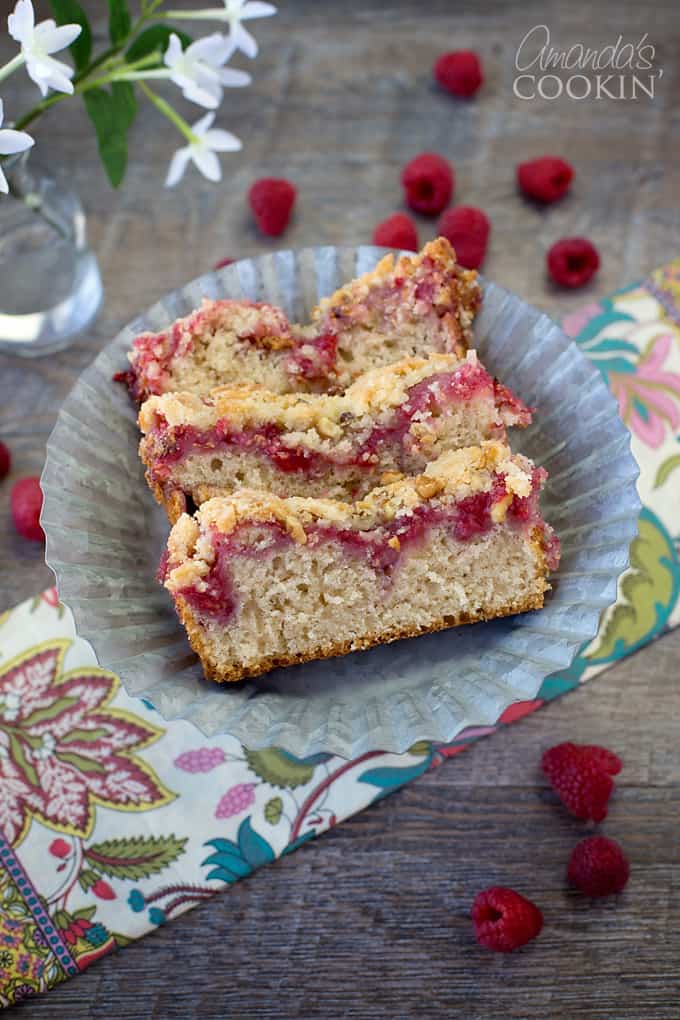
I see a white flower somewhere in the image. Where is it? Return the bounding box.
[166,1,276,57]
[221,0,276,58]
[0,99,34,195]
[8,0,82,97]
[165,112,241,187]
[164,32,250,109]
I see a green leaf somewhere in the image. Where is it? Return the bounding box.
[654,453,680,490]
[84,835,187,880]
[108,0,131,45]
[263,796,283,825]
[407,740,433,757]
[57,750,106,774]
[78,869,99,893]
[9,734,38,788]
[83,87,133,188]
[54,908,71,928]
[73,905,97,921]
[589,508,680,663]
[126,24,192,65]
[112,81,137,131]
[244,747,316,789]
[113,931,133,947]
[60,727,109,745]
[21,697,78,728]
[48,0,92,70]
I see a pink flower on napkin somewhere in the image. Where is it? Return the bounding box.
[612,333,680,448]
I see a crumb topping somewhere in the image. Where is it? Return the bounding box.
[139,352,472,439]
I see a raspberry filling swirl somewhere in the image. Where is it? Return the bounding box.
[163,467,559,627]
[144,362,532,486]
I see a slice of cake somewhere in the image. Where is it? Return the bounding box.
[119,239,481,402]
[313,237,480,380]
[139,351,531,522]
[161,441,560,683]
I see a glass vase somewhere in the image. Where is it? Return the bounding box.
[0,151,103,357]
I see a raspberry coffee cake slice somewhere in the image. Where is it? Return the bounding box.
[161,441,559,683]
[119,239,481,402]
[313,237,480,385]
[139,352,531,522]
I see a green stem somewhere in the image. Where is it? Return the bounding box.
[72,44,121,86]
[112,69,170,82]
[13,50,164,132]
[0,53,25,86]
[14,93,66,132]
[138,81,197,144]
[162,8,228,20]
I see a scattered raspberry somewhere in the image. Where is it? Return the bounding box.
[214,256,234,270]
[0,441,10,480]
[517,156,574,204]
[542,741,621,821]
[547,238,600,289]
[568,836,630,897]
[437,205,490,269]
[10,476,44,542]
[434,50,483,97]
[248,177,296,236]
[215,782,256,819]
[174,747,226,773]
[372,212,418,251]
[472,886,543,952]
[401,153,454,216]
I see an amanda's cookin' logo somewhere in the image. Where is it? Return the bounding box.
[513,24,663,100]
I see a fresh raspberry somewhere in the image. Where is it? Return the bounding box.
[568,836,630,897]
[437,205,490,269]
[434,50,483,97]
[214,256,234,270]
[215,782,256,819]
[401,153,454,216]
[471,887,543,952]
[248,177,296,236]
[10,476,44,542]
[517,156,574,204]
[547,238,600,289]
[0,441,10,480]
[372,213,418,251]
[542,741,622,821]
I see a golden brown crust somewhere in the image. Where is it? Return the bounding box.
[177,586,549,683]
[144,471,187,525]
[314,238,478,320]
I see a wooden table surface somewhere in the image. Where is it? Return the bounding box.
[2,1,679,1017]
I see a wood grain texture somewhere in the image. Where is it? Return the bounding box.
[1,1,679,1017]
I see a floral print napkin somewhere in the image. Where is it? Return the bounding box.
[1,261,679,1008]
